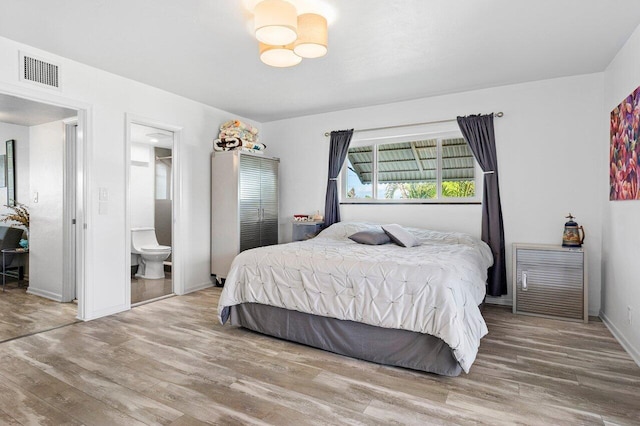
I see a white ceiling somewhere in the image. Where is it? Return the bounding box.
[0,93,77,126]
[1,0,640,123]
[131,123,174,149]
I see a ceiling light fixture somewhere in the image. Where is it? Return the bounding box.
[294,13,327,59]
[254,0,298,46]
[252,0,328,67]
[259,42,303,68]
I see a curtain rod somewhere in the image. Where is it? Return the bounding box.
[323,112,504,137]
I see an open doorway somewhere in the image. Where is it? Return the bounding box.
[0,91,85,341]
[126,117,182,306]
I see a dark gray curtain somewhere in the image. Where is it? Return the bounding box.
[456,114,506,296]
[324,129,354,227]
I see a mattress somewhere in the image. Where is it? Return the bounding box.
[218,222,493,373]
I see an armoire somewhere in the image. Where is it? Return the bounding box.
[211,150,279,283]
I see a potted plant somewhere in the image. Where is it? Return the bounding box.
[1,201,29,240]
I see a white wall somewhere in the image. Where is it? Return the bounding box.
[0,35,261,320]
[0,121,29,213]
[130,143,155,228]
[27,120,64,300]
[602,22,640,365]
[0,33,615,327]
[263,73,605,315]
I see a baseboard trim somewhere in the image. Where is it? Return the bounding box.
[600,310,640,368]
[26,287,63,302]
[83,304,129,321]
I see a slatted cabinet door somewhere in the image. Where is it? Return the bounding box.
[259,157,279,247]
[513,244,588,323]
[238,154,280,252]
[239,155,263,252]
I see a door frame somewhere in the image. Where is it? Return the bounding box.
[124,114,183,306]
[62,118,78,302]
[0,81,91,320]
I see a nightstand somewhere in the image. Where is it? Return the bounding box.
[292,221,324,241]
[512,243,587,323]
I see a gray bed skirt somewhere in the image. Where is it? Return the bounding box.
[228,303,463,377]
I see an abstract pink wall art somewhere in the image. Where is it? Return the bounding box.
[610,86,640,200]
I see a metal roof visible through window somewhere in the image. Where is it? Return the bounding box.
[347,138,474,184]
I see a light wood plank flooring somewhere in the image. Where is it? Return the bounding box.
[0,287,638,425]
[131,274,173,305]
[0,282,78,343]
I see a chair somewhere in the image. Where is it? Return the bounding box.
[0,226,26,288]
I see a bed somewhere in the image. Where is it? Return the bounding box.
[218,221,493,376]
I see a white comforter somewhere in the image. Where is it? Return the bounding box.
[218,222,493,373]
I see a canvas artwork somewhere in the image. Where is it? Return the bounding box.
[610,86,640,200]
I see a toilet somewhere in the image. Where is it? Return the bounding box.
[131,227,171,279]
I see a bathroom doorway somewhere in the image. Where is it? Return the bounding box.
[127,118,181,306]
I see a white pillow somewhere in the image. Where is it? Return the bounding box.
[382,224,420,247]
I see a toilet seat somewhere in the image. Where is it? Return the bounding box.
[140,245,171,253]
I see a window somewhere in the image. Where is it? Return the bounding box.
[341,132,480,203]
[155,149,173,200]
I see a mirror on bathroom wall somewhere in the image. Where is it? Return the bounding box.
[0,154,6,188]
[6,139,15,206]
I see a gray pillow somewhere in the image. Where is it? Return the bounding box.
[382,224,420,247]
[349,230,391,245]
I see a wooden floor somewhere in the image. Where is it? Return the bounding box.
[0,287,638,425]
[131,274,173,305]
[0,282,78,343]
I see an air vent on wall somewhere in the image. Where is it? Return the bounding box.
[19,52,60,90]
